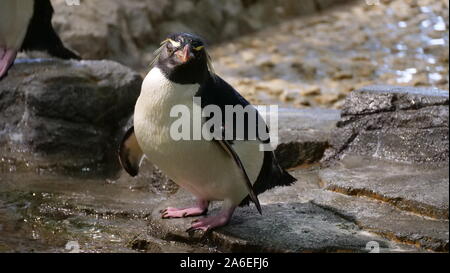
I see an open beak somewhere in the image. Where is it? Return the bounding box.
[175,45,193,63]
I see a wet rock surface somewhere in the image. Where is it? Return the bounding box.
[51,0,348,70]
[324,85,449,165]
[148,189,399,253]
[273,164,448,252]
[0,171,216,253]
[0,59,142,173]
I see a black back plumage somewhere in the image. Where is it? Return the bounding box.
[21,0,80,60]
[197,73,297,206]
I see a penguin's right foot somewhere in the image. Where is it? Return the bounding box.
[185,206,236,232]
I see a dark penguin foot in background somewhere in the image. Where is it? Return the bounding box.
[20,0,81,61]
[0,48,17,80]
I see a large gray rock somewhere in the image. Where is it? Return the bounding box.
[324,85,449,165]
[50,0,350,69]
[0,58,142,173]
[315,85,449,252]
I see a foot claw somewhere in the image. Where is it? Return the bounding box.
[185,227,194,233]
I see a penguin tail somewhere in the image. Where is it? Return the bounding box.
[239,151,296,207]
[279,168,297,187]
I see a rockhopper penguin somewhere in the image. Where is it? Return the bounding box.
[119,33,296,231]
[0,0,80,79]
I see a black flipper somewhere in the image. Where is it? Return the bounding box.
[118,126,144,177]
[215,139,262,215]
[197,74,297,208]
[20,0,80,60]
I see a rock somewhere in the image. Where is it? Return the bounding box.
[314,85,449,251]
[0,58,142,173]
[389,0,416,20]
[275,108,341,169]
[300,85,321,96]
[313,93,344,105]
[324,85,449,165]
[332,71,353,80]
[280,90,296,102]
[148,188,401,253]
[286,183,448,252]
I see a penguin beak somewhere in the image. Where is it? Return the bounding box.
[175,44,193,63]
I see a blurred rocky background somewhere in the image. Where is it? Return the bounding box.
[0,0,448,253]
[49,0,448,109]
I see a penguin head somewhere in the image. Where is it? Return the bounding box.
[154,33,213,84]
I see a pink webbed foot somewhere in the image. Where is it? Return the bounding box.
[186,207,236,232]
[0,47,18,79]
[160,200,209,219]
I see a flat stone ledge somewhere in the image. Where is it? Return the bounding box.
[147,189,408,253]
[258,165,448,252]
[319,157,449,220]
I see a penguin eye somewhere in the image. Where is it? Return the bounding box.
[164,38,181,54]
[167,43,178,55]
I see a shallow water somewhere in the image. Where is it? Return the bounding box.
[0,169,216,253]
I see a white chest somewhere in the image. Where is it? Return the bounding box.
[134,68,200,153]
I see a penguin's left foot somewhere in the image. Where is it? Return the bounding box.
[161,207,207,218]
[0,47,17,80]
[161,199,209,218]
[186,207,235,232]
